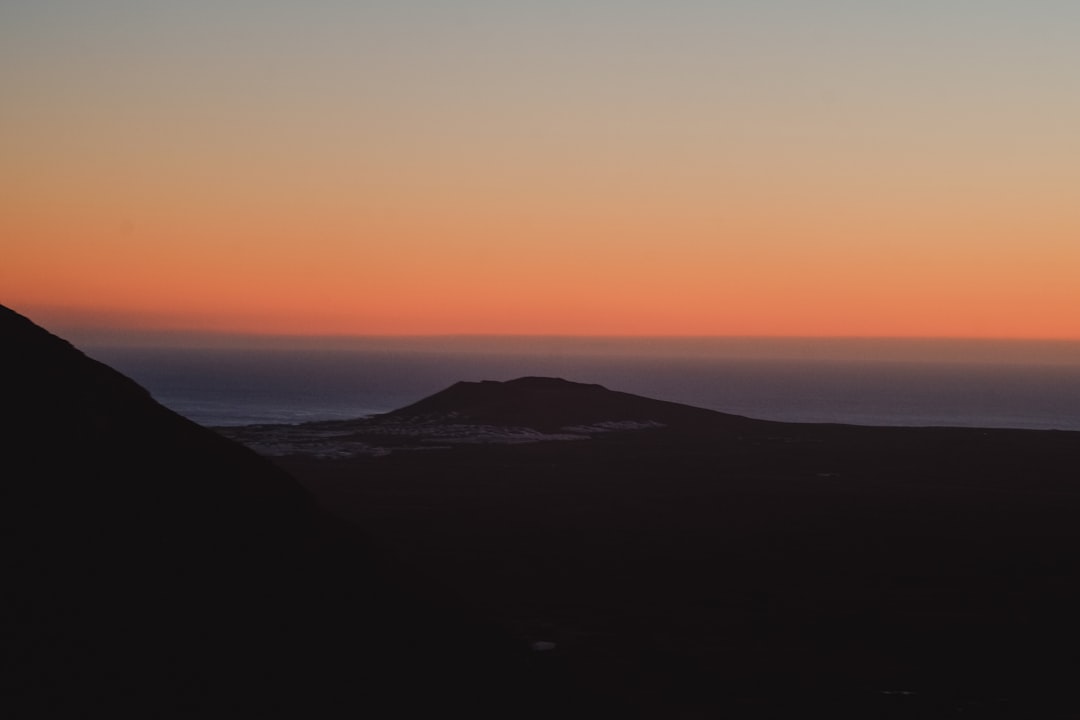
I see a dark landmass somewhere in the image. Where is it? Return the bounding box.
[9,297,1080,718]
[0,305,592,718]
[225,376,1080,717]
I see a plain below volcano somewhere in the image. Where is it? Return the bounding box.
[266,373,1080,718]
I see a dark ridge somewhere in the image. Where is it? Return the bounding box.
[0,304,591,718]
[386,375,758,431]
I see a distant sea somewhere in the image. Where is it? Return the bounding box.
[79,337,1080,431]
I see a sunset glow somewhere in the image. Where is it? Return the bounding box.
[5,2,1079,339]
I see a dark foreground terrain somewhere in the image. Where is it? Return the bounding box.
[8,298,1080,718]
[228,377,1080,717]
[1,305,593,718]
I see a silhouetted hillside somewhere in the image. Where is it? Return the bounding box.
[0,305,580,718]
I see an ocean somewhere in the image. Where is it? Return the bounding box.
[79,337,1080,431]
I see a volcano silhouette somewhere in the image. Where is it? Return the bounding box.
[386,376,755,431]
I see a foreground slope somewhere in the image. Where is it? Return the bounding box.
[0,305,576,718]
[260,376,1080,717]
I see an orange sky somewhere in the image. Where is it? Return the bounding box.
[4,2,1079,339]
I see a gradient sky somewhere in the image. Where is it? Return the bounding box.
[4,1,1079,338]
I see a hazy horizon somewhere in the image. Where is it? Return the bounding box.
[59,322,1080,367]
[80,333,1080,431]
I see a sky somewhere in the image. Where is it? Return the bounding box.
[4,1,1079,339]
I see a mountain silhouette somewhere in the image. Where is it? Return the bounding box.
[220,376,767,458]
[0,305,581,718]
[385,375,755,431]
